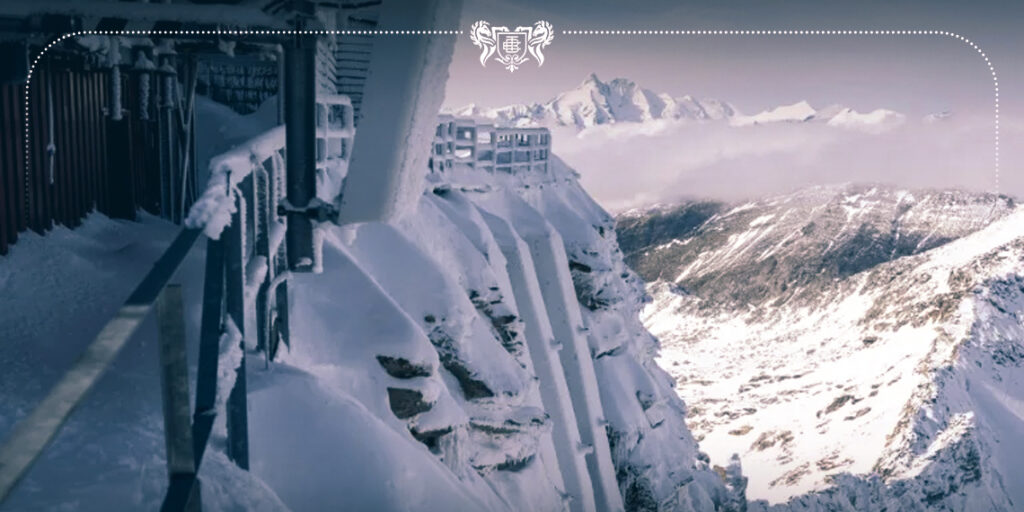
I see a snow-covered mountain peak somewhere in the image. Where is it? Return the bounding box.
[826,107,906,133]
[759,100,816,122]
[453,74,903,135]
[729,102,905,133]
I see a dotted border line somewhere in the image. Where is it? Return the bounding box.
[21,29,463,222]
[23,28,1001,222]
[561,29,1000,193]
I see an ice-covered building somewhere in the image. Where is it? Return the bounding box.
[429,117,551,175]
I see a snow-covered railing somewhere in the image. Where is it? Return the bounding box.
[174,93,355,507]
[430,117,551,175]
[187,94,354,241]
[185,91,356,360]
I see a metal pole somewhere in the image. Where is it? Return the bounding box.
[223,201,249,469]
[283,33,317,272]
[153,284,199,512]
[155,284,198,486]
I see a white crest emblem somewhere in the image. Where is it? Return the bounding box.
[470,20,554,73]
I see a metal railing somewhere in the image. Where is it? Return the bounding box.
[0,95,355,511]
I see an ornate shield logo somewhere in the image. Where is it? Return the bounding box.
[470,20,554,73]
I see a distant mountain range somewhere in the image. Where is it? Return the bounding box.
[451,73,908,133]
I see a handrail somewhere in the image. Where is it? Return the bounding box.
[0,228,202,503]
[1,93,355,511]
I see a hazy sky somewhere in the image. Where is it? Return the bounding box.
[442,0,1023,207]
[446,0,1022,114]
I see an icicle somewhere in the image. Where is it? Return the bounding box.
[139,73,151,120]
[135,51,156,120]
[46,75,55,184]
[236,187,248,266]
[108,38,123,121]
[162,73,175,109]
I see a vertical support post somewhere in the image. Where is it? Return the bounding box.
[255,166,271,354]
[193,237,223,459]
[267,153,290,360]
[157,284,196,478]
[283,33,317,272]
[156,284,201,512]
[105,117,136,219]
[272,280,291,358]
[161,71,177,223]
[223,202,249,470]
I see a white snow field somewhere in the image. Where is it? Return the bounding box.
[633,186,1024,510]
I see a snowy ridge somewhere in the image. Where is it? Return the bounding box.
[617,185,1024,509]
[452,74,903,134]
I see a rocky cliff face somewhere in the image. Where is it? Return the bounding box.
[253,153,743,511]
[403,156,745,511]
[617,184,1024,509]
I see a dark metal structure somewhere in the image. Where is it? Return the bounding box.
[1,64,112,254]
[0,0,382,510]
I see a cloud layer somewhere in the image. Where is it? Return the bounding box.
[551,114,1009,212]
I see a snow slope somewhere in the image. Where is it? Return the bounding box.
[618,185,1024,509]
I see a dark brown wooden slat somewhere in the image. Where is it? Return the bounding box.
[3,84,21,249]
[97,73,110,215]
[69,72,84,226]
[55,71,71,226]
[56,70,71,227]
[0,85,11,254]
[77,72,90,223]
[49,71,62,227]
[40,69,55,232]
[76,71,91,219]
[13,84,27,234]
[87,73,101,214]
[79,71,94,218]
[28,67,44,233]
